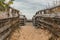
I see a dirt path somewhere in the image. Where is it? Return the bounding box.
[9,22,52,40]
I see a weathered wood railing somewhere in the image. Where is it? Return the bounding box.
[34,16,60,40]
[0,17,20,40]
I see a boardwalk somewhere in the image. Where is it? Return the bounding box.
[9,22,52,40]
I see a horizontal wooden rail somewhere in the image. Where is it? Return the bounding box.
[33,16,60,38]
[0,17,20,40]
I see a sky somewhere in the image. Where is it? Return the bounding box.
[10,0,60,19]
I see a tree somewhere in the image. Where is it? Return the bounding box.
[0,0,5,2]
[5,0,14,5]
[0,0,14,10]
[0,0,5,7]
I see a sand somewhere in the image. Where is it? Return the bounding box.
[9,22,52,40]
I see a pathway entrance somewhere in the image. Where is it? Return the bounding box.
[9,22,52,40]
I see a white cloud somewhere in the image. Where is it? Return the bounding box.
[11,0,60,19]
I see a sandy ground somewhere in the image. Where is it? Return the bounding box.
[9,22,52,40]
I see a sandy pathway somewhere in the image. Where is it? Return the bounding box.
[9,22,52,40]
